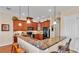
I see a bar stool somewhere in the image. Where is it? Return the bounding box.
[11,36,18,53]
[11,36,26,53]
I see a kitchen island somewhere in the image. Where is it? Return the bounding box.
[17,36,65,53]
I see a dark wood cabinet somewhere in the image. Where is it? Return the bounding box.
[13,20,27,31]
[35,34,43,40]
[26,22,38,30]
[40,20,50,30]
[13,20,38,31]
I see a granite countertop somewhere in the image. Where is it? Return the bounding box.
[26,31,43,34]
[18,36,64,50]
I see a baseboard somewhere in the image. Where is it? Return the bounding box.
[0,42,13,47]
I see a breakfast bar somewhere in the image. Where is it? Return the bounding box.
[17,36,65,53]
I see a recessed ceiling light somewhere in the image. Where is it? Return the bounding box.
[22,13,25,16]
[48,9,52,12]
[41,16,45,18]
[37,17,40,19]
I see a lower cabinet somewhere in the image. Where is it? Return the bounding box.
[35,34,43,40]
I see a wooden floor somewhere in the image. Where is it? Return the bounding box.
[0,45,12,53]
[0,36,64,53]
[0,43,77,53]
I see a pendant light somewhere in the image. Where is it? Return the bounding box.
[38,18,41,31]
[51,6,57,31]
[18,6,22,27]
[19,6,21,19]
[53,21,57,25]
[53,6,57,25]
[26,6,32,24]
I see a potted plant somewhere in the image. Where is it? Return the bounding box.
[12,16,19,20]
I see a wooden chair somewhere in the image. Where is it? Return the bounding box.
[65,38,72,52]
[11,36,26,53]
[58,38,72,53]
[11,36,18,53]
[15,44,26,53]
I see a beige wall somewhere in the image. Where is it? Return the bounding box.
[0,11,13,46]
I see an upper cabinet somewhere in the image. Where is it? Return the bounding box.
[13,20,27,31]
[26,22,38,30]
[13,20,50,31]
[13,20,38,31]
[40,20,50,30]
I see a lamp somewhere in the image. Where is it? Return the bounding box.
[53,6,57,25]
[26,6,33,24]
[51,6,57,31]
[53,21,57,25]
[19,6,21,19]
[27,19,31,24]
[26,17,33,24]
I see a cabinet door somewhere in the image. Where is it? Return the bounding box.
[13,20,26,31]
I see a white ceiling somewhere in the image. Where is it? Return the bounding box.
[0,6,79,21]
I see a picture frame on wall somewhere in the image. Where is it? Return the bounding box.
[1,24,9,31]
